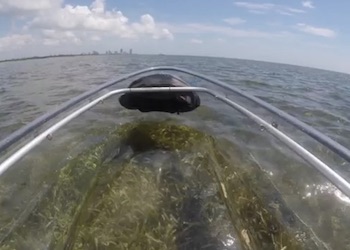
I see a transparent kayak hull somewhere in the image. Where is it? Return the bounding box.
[0,67,350,250]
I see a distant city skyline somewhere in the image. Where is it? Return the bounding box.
[104,48,133,55]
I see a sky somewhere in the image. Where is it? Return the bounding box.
[0,0,350,73]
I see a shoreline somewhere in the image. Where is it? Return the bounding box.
[0,54,99,63]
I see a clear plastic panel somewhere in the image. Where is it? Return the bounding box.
[0,91,243,249]
[0,70,349,250]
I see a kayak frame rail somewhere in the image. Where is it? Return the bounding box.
[1,67,350,165]
[1,86,350,198]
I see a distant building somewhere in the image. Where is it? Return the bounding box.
[120,48,123,54]
[129,49,133,55]
[92,51,99,55]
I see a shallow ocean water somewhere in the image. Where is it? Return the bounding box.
[0,55,350,249]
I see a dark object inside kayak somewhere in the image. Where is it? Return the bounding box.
[119,74,200,114]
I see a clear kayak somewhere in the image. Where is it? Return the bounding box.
[0,67,350,250]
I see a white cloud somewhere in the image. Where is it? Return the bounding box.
[0,34,34,51]
[302,1,315,9]
[168,23,283,38]
[90,0,104,14]
[131,14,174,40]
[223,17,246,25]
[234,2,274,10]
[0,0,62,13]
[2,0,172,48]
[287,8,305,14]
[42,29,81,45]
[27,0,173,42]
[190,39,203,44]
[234,1,305,16]
[296,23,336,38]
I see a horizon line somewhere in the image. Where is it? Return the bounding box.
[0,53,348,76]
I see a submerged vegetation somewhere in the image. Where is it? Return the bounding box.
[0,120,343,249]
